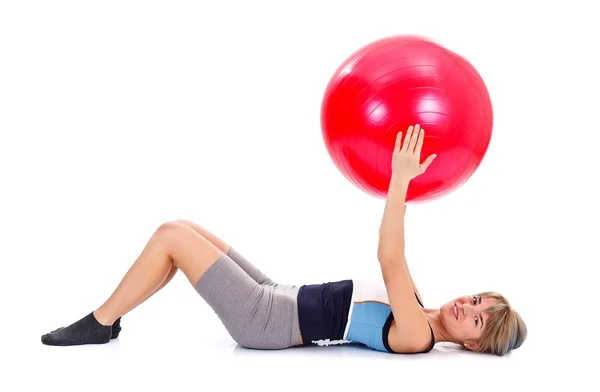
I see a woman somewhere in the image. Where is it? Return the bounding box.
[41,125,527,356]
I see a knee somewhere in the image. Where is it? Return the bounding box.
[173,219,193,227]
[163,219,200,234]
[155,220,187,239]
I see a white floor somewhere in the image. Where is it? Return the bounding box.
[7,285,591,392]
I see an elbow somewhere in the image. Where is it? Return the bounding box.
[377,253,405,285]
[377,249,404,266]
[377,240,404,265]
[377,248,390,264]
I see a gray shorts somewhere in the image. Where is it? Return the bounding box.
[194,248,301,349]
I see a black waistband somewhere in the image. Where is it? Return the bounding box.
[296,279,353,344]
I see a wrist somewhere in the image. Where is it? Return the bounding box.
[389,173,411,188]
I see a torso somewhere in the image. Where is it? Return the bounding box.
[296,278,434,353]
[298,315,416,348]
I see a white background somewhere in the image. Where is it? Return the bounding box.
[1,0,598,390]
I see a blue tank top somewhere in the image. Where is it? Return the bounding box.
[296,279,435,353]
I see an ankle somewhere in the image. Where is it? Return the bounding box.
[93,309,118,326]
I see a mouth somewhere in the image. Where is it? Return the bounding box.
[453,303,458,320]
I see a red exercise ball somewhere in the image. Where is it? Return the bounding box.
[320,35,493,202]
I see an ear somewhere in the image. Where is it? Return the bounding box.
[464,341,479,351]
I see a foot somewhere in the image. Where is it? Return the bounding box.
[111,317,121,339]
[47,317,122,339]
[41,312,113,346]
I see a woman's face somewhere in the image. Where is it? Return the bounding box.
[440,294,497,350]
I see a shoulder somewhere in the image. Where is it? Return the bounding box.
[388,318,435,354]
[386,294,435,354]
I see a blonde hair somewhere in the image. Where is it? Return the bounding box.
[469,291,527,356]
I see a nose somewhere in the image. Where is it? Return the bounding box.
[462,304,474,316]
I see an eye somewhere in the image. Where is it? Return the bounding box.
[472,296,477,304]
[475,316,479,327]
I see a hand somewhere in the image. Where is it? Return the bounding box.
[391,124,436,181]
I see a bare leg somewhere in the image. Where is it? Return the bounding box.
[175,219,275,285]
[116,264,178,318]
[118,219,231,316]
[41,220,226,346]
[106,220,247,340]
[130,218,277,311]
[93,221,224,325]
[173,219,230,253]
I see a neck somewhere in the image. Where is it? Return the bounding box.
[423,308,455,344]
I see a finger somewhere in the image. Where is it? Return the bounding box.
[401,125,414,152]
[408,124,421,153]
[394,131,403,152]
[415,127,425,154]
[419,154,437,173]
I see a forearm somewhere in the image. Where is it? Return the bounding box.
[377,174,410,262]
[377,176,424,304]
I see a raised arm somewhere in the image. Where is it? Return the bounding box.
[377,124,436,352]
[379,204,423,306]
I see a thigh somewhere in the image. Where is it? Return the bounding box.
[159,221,224,285]
[175,219,230,253]
[176,219,278,286]
[194,255,300,349]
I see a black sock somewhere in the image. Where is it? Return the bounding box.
[46,316,122,340]
[111,317,121,339]
[41,312,112,346]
